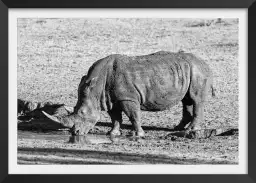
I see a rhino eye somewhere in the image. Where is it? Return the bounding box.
[79,109,86,115]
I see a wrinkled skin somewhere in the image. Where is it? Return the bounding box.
[44,51,215,137]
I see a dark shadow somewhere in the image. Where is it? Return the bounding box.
[18,120,176,133]
[18,156,119,165]
[18,119,67,132]
[217,129,238,136]
[18,147,236,165]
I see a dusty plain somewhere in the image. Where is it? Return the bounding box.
[17,18,239,165]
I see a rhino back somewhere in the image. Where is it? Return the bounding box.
[82,52,211,112]
[109,53,192,111]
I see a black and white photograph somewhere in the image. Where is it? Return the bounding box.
[10,9,247,174]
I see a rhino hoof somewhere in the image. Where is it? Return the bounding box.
[185,126,201,133]
[136,131,145,137]
[108,130,121,136]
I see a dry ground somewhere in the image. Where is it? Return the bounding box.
[17,18,239,164]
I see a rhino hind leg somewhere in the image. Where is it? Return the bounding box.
[175,97,194,131]
[185,102,204,131]
[185,77,211,132]
[108,107,122,136]
[120,101,145,137]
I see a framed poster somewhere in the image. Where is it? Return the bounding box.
[1,0,253,182]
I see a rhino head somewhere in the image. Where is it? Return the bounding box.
[43,77,100,135]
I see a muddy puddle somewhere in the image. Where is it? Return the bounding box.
[18,130,145,145]
[18,130,115,144]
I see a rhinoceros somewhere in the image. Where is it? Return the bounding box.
[43,51,215,137]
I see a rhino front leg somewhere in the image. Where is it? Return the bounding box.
[108,107,122,136]
[120,101,145,137]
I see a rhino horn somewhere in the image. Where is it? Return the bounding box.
[42,111,74,128]
[63,106,74,114]
[42,111,61,123]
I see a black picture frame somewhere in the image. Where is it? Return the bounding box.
[1,0,253,183]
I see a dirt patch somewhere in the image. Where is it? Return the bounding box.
[17,114,238,165]
[18,129,238,164]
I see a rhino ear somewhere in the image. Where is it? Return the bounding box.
[81,75,87,82]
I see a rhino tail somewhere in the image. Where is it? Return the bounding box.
[211,84,216,97]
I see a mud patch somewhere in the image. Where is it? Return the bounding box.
[69,135,113,144]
